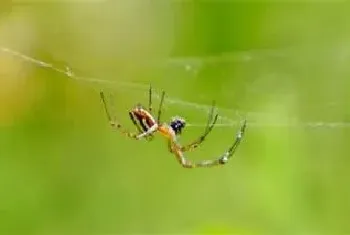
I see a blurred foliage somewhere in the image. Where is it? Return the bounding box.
[1,1,350,235]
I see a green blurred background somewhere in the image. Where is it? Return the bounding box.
[1,1,350,235]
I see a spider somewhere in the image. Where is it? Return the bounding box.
[99,85,247,168]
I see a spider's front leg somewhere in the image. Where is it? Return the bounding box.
[170,120,247,168]
[172,147,223,168]
[180,113,219,153]
[169,140,223,168]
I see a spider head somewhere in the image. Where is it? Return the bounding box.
[170,116,186,135]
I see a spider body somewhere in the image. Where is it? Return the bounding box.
[99,86,246,169]
[130,105,186,138]
[129,106,155,132]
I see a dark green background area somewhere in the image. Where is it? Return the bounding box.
[171,2,264,55]
[171,2,350,55]
[1,1,350,235]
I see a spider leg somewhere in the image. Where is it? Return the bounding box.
[100,91,138,139]
[157,91,165,124]
[205,100,216,133]
[171,120,247,168]
[217,119,247,164]
[180,102,218,152]
[171,140,222,168]
[149,84,152,113]
[100,91,117,126]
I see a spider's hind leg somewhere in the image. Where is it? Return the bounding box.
[100,90,137,138]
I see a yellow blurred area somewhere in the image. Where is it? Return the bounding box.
[35,1,174,77]
[0,0,170,125]
[0,9,40,126]
[0,56,33,125]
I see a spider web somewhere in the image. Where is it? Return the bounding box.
[1,46,350,129]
